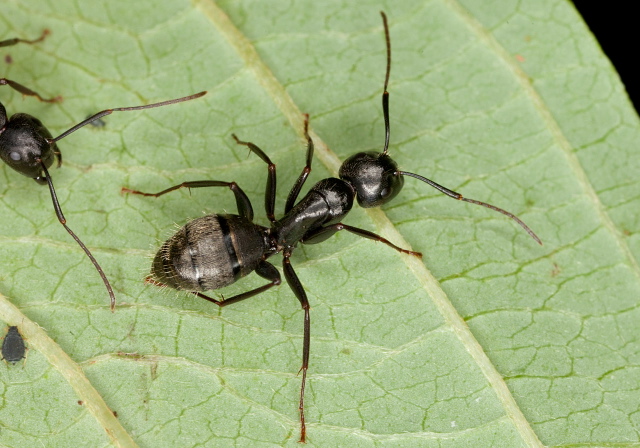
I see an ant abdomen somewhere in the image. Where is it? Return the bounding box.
[151,214,269,291]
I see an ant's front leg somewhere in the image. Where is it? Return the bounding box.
[285,114,314,213]
[301,222,422,257]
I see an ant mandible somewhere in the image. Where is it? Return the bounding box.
[1,30,206,311]
[122,12,540,443]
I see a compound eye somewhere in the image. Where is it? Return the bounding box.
[379,171,400,200]
[9,151,21,161]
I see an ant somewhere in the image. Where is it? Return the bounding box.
[1,30,206,311]
[122,12,540,443]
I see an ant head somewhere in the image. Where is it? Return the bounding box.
[339,151,403,208]
[0,113,57,180]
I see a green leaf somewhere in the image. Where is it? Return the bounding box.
[1,0,639,446]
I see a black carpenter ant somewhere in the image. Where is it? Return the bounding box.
[122,12,541,443]
[0,31,206,311]
[1,326,26,365]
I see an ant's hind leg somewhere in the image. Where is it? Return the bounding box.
[146,260,281,307]
[231,134,277,223]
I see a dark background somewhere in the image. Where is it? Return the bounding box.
[572,3,639,114]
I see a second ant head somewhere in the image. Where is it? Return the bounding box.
[0,113,59,183]
[339,151,404,208]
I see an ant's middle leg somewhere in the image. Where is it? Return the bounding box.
[232,134,277,223]
[122,180,254,221]
[282,251,310,443]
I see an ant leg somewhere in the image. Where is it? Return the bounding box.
[122,180,254,222]
[38,162,116,311]
[231,134,277,223]
[301,222,422,258]
[285,114,314,212]
[0,29,49,47]
[282,251,310,443]
[0,78,60,103]
[146,260,280,306]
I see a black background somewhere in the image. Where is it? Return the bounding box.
[572,3,639,114]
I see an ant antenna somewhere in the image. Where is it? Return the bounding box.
[0,29,50,48]
[380,11,391,155]
[39,161,117,310]
[48,91,206,143]
[397,170,542,245]
[34,91,206,310]
[378,12,540,245]
[0,78,61,103]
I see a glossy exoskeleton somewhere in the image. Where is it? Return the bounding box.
[1,326,26,365]
[123,12,541,442]
[0,31,207,310]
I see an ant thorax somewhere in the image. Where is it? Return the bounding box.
[273,177,354,248]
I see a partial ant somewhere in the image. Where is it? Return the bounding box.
[0,30,206,311]
[122,12,540,443]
